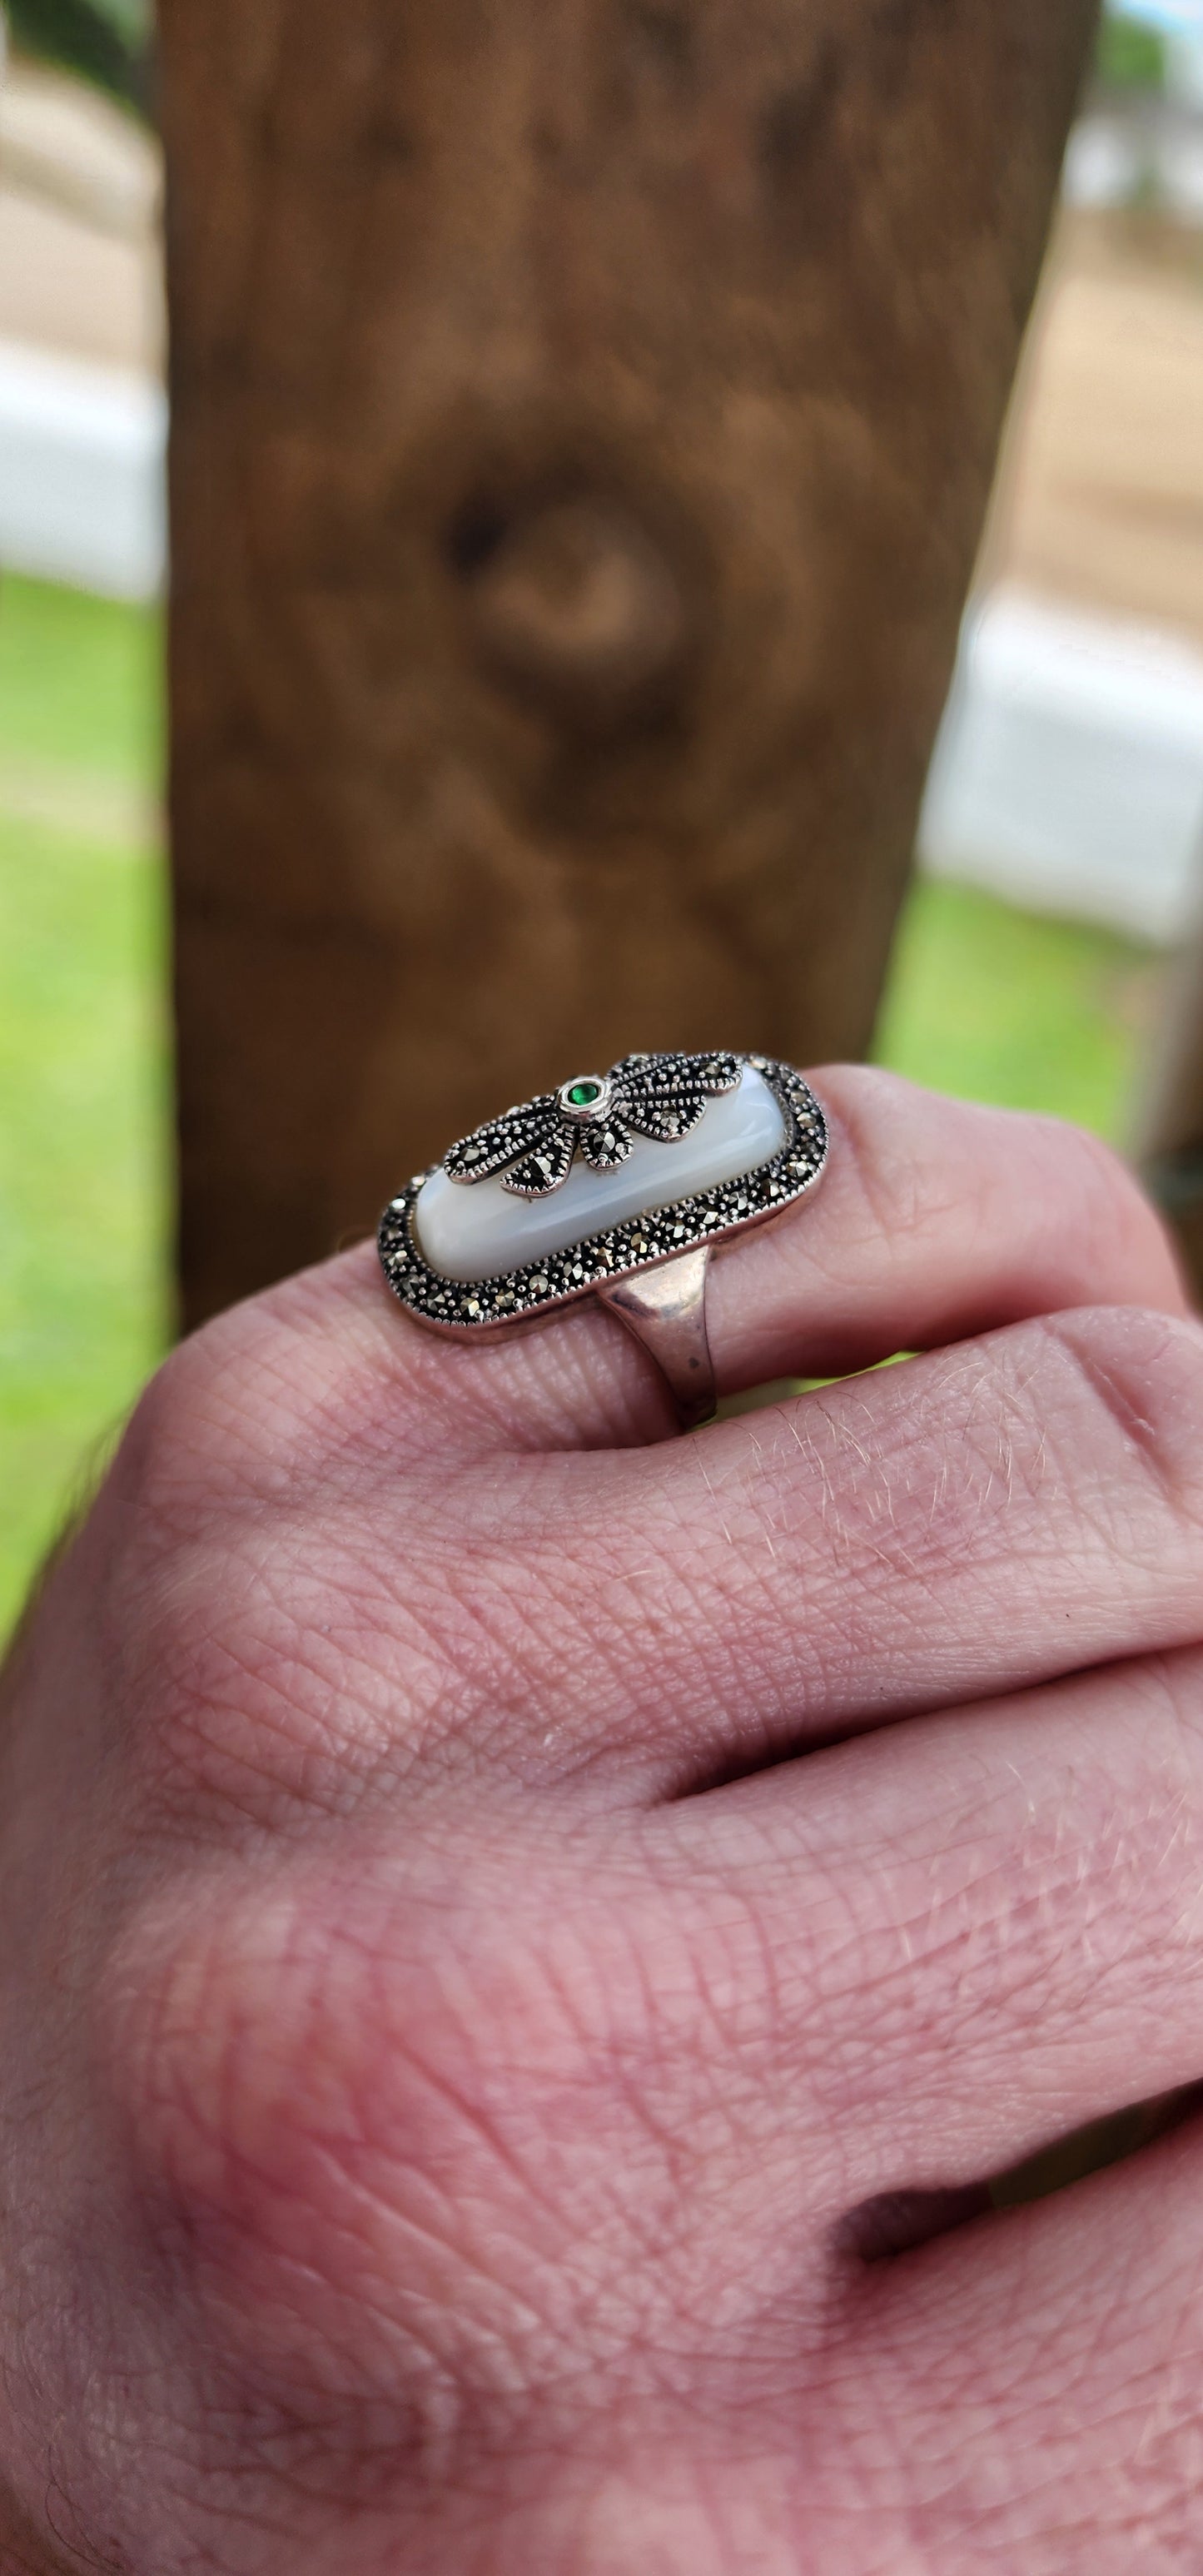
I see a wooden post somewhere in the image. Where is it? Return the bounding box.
[159,0,1097,1328]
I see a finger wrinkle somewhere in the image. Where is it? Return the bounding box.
[1041,1310,1203,1532]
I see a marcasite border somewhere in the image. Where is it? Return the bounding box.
[377,1057,828,1335]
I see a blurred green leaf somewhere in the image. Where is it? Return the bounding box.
[5,0,154,117]
[1096,11,1167,91]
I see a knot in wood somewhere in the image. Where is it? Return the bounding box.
[457,494,691,732]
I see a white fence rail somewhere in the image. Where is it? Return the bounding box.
[921,589,1203,945]
[0,336,165,600]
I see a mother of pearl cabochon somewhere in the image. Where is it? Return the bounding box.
[414,1062,786,1284]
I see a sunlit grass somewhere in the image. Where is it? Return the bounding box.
[0,578,168,1636]
[876,873,1162,1146]
[0,569,161,781]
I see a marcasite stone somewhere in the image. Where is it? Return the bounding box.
[414,1062,785,1284]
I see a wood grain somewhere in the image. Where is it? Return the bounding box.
[160,0,1096,1324]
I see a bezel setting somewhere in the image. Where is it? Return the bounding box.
[557,1073,613,1124]
[378,1055,828,1335]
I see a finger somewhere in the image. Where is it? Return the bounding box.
[127,1300,1203,1802]
[415,1063,1188,1445]
[664,1638,1203,2203]
[415,1300,1203,1782]
[828,2126,1203,2571]
[168,1067,1188,1472]
[707,1062,1190,1391]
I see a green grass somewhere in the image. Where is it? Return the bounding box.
[0,569,162,782]
[0,571,1168,1642]
[0,577,168,1639]
[876,874,1162,1142]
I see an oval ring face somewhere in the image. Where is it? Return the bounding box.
[377,1054,828,1335]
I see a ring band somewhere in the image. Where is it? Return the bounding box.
[378,1052,829,1428]
[594,1244,716,1429]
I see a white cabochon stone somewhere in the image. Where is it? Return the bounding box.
[415,1062,786,1284]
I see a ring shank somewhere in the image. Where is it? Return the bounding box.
[595,1244,715,1429]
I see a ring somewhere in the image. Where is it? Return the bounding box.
[378,1052,829,1428]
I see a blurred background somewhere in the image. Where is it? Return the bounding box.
[2,0,1203,1636]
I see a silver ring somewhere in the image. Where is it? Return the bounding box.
[378,1052,829,1428]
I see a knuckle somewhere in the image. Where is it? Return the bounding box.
[97,1850,689,2477]
[100,1865,510,2464]
[115,1299,316,1519]
[1039,1306,1203,1530]
[110,1286,395,1541]
[109,1267,486,1556]
[112,1515,479,1837]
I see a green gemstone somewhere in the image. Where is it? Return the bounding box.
[567,1080,601,1107]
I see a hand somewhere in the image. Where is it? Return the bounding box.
[1,1069,1200,2576]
